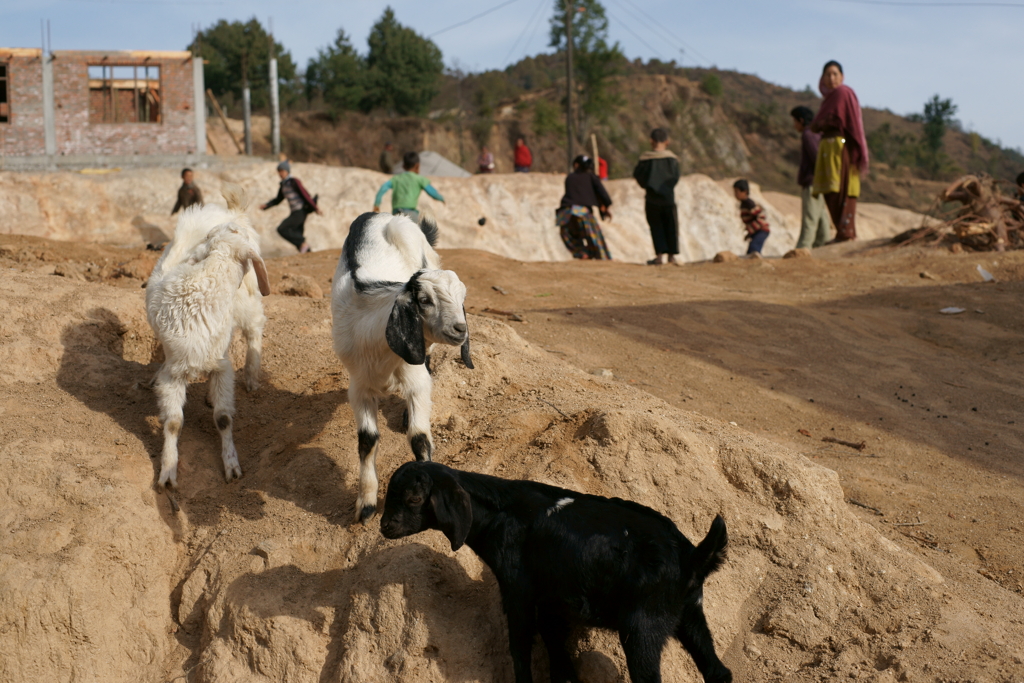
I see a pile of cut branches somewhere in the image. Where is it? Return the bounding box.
[892,174,1024,251]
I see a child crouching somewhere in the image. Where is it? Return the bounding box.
[733,179,769,255]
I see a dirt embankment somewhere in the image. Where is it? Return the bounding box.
[2,234,1024,682]
[0,162,930,263]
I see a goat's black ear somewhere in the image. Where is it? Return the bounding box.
[386,291,426,365]
[430,474,473,551]
[460,307,474,369]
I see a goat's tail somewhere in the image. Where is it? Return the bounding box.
[222,182,249,212]
[418,204,439,247]
[692,515,728,582]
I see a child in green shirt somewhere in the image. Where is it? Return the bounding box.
[373,152,445,221]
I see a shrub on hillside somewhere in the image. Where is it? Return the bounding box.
[532,99,565,137]
[701,74,723,97]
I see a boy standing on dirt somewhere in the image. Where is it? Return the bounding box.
[791,106,831,248]
[733,179,770,256]
[373,152,445,222]
[260,160,321,254]
[171,168,203,215]
[633,128,681,265]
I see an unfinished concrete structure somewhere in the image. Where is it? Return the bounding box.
[0,48,205,168]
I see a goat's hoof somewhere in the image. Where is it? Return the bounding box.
[224,464,243,483]
[158,475,178,491]
[245,379,259,393]
[356,504,377,525]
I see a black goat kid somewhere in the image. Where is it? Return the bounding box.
[380,462,732,683]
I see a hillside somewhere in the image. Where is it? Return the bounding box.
[0,161,930,262]
[237,63,1022,215]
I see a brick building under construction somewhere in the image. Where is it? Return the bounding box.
[0,48,205,167]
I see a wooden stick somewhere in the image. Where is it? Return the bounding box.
[482,307,523,322]
[847,499,883,515]
[205,131,218,155]
[822,436,867,451]
[538,397,569,419]
[206,88,243,153]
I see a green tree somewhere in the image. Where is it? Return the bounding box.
[362,8,444,116]
[306,30,366,114]
[548,0,625,141]
[921,94,958,178]
[189,18,300,112]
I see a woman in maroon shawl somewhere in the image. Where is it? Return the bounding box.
[811,60,869,241]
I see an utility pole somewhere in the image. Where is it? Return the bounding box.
[268,17,281,157]
[564,0,574,173]
[242,51,252,155]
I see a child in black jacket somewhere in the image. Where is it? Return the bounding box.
[633,128,681,265]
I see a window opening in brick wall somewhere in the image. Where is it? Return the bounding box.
[88,64,160,123]
[0,63,9,124]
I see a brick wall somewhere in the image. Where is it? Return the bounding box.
[0,49,198,157]
[54,51,197,156]
[0,49,46,156]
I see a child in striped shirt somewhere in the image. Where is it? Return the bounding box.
[733,179,769,255]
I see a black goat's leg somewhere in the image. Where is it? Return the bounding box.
[619,622,669,683]
[504,605,536,683]
[537,609,579,683]
[675,600,732,683]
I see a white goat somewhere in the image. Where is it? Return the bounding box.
[146,184,270,490]
[331,211,473,523]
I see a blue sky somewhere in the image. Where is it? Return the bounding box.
[2,0,1022,152]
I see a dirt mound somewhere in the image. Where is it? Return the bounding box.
[0,162,932,264]
[3,243,1023,682]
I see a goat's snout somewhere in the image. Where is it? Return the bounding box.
[379,514,405,539]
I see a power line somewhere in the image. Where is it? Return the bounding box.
[603,6,666,60]
[429,0,521,38]
[502,0,549,66]
[523,0,553,55]
[608,0,713,65]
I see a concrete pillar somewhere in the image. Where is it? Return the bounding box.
[42,52,56,156]
[242,86,252,155]
[269,57,280,157]
[193,55,206,155]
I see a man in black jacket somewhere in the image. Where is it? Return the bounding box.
[633,128,681,265]
[259,160,321,253]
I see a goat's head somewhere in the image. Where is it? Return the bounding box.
[380,462,473,551]
[386,269,473,368]
[204,223,271,297]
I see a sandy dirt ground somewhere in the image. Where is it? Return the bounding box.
[1,232,1024,682]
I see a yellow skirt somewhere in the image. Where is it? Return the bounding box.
[812,137,860,198]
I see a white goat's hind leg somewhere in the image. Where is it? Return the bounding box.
[401,365,434,462]
[155,367,187,489]
[241,313,265,393]
[351,385,381,523]
[209,357,242,482]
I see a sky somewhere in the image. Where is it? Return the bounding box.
[2,0,1022,152]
